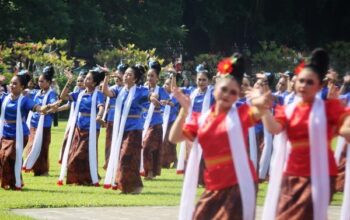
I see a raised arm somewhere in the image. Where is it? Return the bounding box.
[60,69,74,101]
[102,69,115,98]
[169,77,191,143]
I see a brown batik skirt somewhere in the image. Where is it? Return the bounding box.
[0,136,28,189]
[115,130,143,193]
[161,122,177,168]
[25,127,51,176]
[142,124,163,177]
[276,175,335,220]
[103,121,113,170]
[193,184,257,220]
[335,144,347,192]
[66,128,99,185]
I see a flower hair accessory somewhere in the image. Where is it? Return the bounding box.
[294,60,305,75]
[217,56,238,78]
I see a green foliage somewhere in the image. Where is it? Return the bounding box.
[252,41,299,73]
[326,41,350,74]
[94,44,164,68]
[0,38,85,77]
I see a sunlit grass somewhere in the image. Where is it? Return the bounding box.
[0,122,344,219]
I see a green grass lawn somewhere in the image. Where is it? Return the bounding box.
[0,122,344,219]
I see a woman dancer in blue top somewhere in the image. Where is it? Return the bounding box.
[24,66,58,176]
[102,63,128,169]
[161,76,180,168]
[58,67,105,186]
[141,61,170,179]
[0,72,51,189]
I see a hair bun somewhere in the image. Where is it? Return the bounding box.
[17,70,32,88]
[148,61,161,75]
[309,48,329,76]
[196,64,208,73]
[135,64,146,76]
[117,63,129,73]
[231,53,245,84]
[79,69,89,77]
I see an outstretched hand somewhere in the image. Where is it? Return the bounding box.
[246,88,273,109]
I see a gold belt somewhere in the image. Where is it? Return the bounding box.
[204,154,233,168]
[5,120,16,124]
[80,112,91,117]
[127,115,140,119]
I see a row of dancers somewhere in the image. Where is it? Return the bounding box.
[0,48,350,219]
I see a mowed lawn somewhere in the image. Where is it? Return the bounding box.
[0,121,344,219]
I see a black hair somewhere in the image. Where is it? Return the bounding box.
[41,66,55,83]
[89,67,106,86]
[16,71,32,89]
[229,53,245,85]
[148,61,161,76]
[305,48,329,82]
[129,64,146,84]
[117,63,129,74]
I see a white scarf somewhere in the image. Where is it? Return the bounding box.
[23,89,53,170]
[179,105,256,220]
[58,89,99,185]
[334,101,350,165]
[341,143,350,220]
[102,97,110,121]
[59,95,77,161]
[104,85,136,188]
[262,97,330,220]
[259,127,273,179]
[140,86,160,174]
[0,94,24,188]
[162,94,173,141]
[248,127,258,170]
[176,87,211,173]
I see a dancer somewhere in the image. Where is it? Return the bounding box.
[58,67,105,186]
[170,54,264,220]
[103,65,160,193]
[256,49,350,220]
[176,64,215,174]
[102,63,128,169]
[161,76,180,168]
[141,61,170,179]
[0,72,50,189]
[24,66,58,176]
[57,69,88,164]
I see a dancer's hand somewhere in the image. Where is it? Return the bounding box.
[246,88,273,109]
[64,69,74,84]
[172,87,191,115]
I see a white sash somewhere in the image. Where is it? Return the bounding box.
[179,105,256,220]
[102,97,110,121]
[248,127,258,170]
[262,97,329,220]
[0,95,24,188]
[259,127,273,179]
[58,90,85,184]
[335,137,346,165]
[104,85,136,188]
[23,89,53,170]
[176,88,211,173]
[334,101,350,165]
[59,99,76,162]
[140,86,159,174]
[162,94,172,141]
[341,143,350,220]
[88,88,99,184]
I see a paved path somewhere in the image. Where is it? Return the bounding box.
[12,206,341,220]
